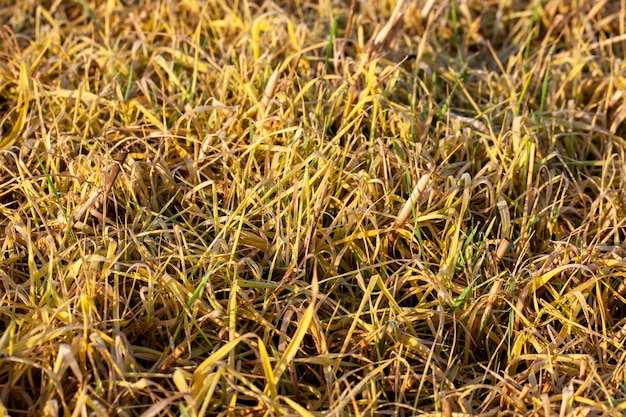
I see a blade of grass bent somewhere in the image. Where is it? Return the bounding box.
[270,271,317,392]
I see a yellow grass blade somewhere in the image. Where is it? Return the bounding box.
[259,337,277,398]
[0,62,30,150]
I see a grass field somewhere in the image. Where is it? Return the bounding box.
[1,0,626,415]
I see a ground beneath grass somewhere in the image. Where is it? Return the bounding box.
[1,0,626,416]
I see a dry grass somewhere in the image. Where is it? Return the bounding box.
[1,0,626,415]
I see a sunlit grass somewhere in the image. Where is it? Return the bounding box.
[1,0,626,415]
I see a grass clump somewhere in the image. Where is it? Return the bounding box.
[1,0,626,415]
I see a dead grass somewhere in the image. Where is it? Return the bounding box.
[1,0,626,415]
